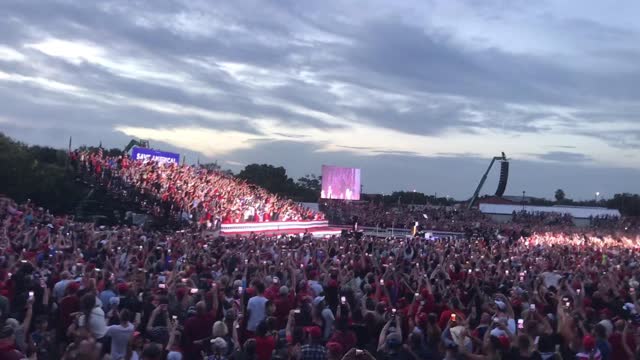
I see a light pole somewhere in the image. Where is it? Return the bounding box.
[522,191,526,211]
[595,192,600,203]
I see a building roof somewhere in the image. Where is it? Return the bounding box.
[479,203,620,219]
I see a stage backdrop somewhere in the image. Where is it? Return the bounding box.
[321,165,361,200]
[131,147,180,165]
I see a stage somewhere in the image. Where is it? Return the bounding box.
[219,220,342,237]
[220,226,343,238]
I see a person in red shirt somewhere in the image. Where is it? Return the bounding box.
[59,282,81,341]
[273,286,295,329]
[438,298,465,330]
[328,317,356,357]
[0,324,27,360]
[264,277,281,301]
[183,301,216,359]
[254,320,276,360]
[608,319,636,360]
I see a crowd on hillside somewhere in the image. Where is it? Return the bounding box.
[2,194,640,360]
[69,151,324,229]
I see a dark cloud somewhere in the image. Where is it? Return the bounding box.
[0,0,639,199]
[535,151,593,162]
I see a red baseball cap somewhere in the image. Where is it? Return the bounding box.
[583,335,596,351]
[304,326,322,339]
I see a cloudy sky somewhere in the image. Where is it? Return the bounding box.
[1,0,639,200]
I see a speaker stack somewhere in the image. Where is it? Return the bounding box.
[494,161,509,197]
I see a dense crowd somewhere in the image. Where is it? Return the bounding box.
[321,202,487,233]
[511,212,574,228]
[322,202,640,238]
[70,151,324,228]
[2,193,640,360]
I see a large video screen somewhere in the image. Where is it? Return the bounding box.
[321,165,361,200]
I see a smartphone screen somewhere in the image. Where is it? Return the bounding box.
[340,296,346,304]
[517,319,524,329]
[450,313,456,322]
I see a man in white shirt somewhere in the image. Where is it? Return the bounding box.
[246,281,267,334]
[105,309,135,360]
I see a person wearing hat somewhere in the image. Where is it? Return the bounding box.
[376,315,405,358]
[247,281,268,335]
[205,337,228,360]
[491,294,516,336]
[300,326,327,360]
[264,276,281,301]
[274,285,294,330]
[58,280,81,341]
[184,301,216,359]
[577,335,602,360]
[312,296,335,341]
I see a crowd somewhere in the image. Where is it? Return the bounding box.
[70,151,324,229]
[322,201,640,239]
[511,212,574,228]
[2,191,640,360]
[321,202,487,233]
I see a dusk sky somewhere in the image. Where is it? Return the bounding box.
[1,0,639,200]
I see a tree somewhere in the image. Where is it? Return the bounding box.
[555,189,565,202]
[200,161,222,171]
[237,164,297,195]
[0,132,89,214]
[297,174,321,193]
